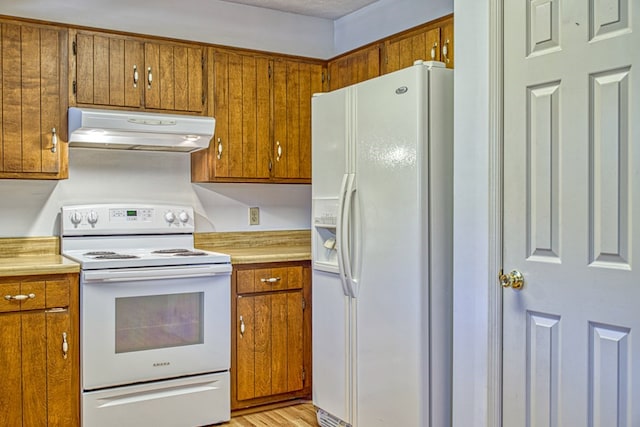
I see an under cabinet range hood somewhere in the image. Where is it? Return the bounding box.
[68,107,215,152]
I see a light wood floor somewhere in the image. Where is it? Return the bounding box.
[219,402,319,426]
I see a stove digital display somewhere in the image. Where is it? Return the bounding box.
[127,210,137,217]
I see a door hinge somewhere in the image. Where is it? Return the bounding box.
[202,93,206,106]
[268,64,272,78]
[73,81,77,95]
[72,40,77,55]
[302,296,306,311]
[302,367,306,383]
[201,55,205,69]
[321,71,325,83]
[268,160,272,171]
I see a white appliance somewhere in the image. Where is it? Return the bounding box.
[68,107,215,152]
[61,204,231,427]
[311,61,453,427]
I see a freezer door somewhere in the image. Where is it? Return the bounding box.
[311,89,349,197]
[312,269,352,425]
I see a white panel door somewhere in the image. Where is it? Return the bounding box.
[503,1,639,426]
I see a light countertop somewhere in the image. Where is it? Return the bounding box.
[208,245,311,264]
[0,231,311,277]
[195,230,311,265]
[0,255,80,277]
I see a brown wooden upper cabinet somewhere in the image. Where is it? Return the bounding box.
[191,48,324,184]
[72,30,206,114]
[327,44,381,91]
[271,58,323,182]
[199,49,271,181]
[384,14,454,73]
[0,20,69,179]
[326,14,453,92]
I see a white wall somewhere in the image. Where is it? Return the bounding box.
[0,0,334,58]
[334,0,452,55]
[0,148,311,237]
[0,1,491,425]
[0,0,455,238]
[0,0,454,59]
[452,0,493,427]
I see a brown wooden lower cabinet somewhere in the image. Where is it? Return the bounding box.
[231,261,312,410]
[0,274,79,427]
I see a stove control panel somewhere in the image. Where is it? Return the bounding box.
[61,204,196,236]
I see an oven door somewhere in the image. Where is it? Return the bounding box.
[81,264,231,390]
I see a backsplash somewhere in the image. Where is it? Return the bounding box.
[0,148,311,237]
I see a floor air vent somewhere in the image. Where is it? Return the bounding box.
[316,408,351,427]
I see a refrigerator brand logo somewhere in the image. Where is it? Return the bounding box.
[153,362,171,367]
[395,86,408,95]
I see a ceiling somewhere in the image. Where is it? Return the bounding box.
[218,0,379,19]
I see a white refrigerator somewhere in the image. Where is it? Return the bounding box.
[311,61,453,427]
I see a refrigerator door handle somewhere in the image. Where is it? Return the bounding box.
[336,173,353,298]
[341,173,357,297]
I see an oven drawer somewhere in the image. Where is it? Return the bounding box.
[83,372,230,427]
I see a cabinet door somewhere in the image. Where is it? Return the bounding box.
[193,50,270,181]
[21,310,48,426]
[0,22,67,179]
[144,42,204,113]
[75,31,143,108]
[0,311,22,426]
[272,59,323,182]
[384,26,441,74]
[328,45,380,91]
[0,308,72,426]
[440,18,454,69]
[235,290,304,401]
[45,309,75,426]
[384,15,454,73]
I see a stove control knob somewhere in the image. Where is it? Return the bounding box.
[87,211,99,225]
[178,211,190,224]
[164,211,176,224]
[70,211,82,225]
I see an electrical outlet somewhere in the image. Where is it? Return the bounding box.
[249,207,260,225]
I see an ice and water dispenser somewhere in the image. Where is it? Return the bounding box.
[312,198,339,272]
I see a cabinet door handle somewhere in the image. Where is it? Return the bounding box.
[276,141,282,161]
[147,66,153,89]
[430,41,438,60]
[4,293,36,301]
[442,39,450,63]
[50,128,58,153]
[62,332,68,360]
[260,277,281,283]
[216,138,223,159]
[133,65,139,88]
[239,315,245,337]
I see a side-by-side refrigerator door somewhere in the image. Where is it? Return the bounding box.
[311,88,354,426]
[352,64,429,427]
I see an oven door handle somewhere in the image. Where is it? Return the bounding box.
[82,265,231,283]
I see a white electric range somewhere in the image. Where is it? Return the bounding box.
[61,203,231,427]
